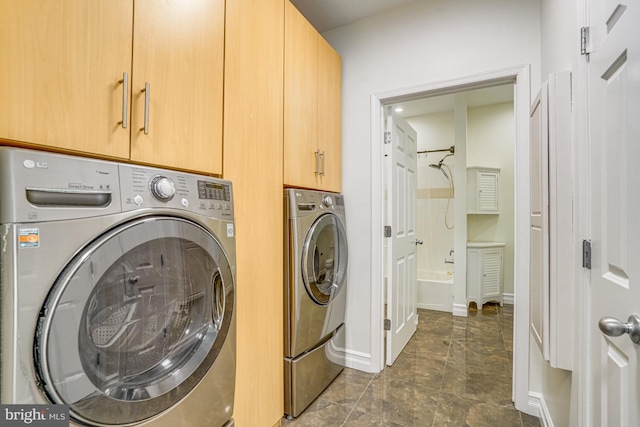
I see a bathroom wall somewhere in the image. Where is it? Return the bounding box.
[466,102,515,297]
[408,101,514,300]
[408,111,455,275]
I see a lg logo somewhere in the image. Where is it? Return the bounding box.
[22,159,48,169]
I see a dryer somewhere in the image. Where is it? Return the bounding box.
[284,188,348,418]
[0,147,236,427]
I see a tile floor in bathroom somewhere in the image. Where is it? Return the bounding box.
[281,303,541,427]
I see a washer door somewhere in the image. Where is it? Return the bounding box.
[302,213,348,305]
[35,216,234,426]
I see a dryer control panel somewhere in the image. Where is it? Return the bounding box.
[285,188,346,220]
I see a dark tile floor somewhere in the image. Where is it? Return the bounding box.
[282,303,541,427]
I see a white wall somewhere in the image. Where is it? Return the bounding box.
[467,102,515,296]
[322,0,541,372]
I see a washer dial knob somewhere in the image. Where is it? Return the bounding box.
[150,176,176,201]
[322,195,333,207]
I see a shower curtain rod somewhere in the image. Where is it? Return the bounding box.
[417,145,455,155]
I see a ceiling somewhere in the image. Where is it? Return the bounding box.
[392,84,514,118]
[288,1,515,116]
[289,0,414,33]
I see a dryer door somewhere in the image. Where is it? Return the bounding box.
[302,213,348,305]
[35,216,234,426]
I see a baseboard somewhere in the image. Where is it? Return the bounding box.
[528,392,553,427]
[452,303,468,317]
[343,348,378,373]
[503,292,515,305]
[417,302,453,312]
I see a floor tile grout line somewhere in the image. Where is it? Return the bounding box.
[339,370,377,426]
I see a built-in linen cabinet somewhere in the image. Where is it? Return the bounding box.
[529,71,574,371]
[467,167,500,214]
[0,0,224,175]
[284,1,342,192]
[467,242,505,308]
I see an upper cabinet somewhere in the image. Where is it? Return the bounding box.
[467,167,500,214]
[0,1,133,160]
[129,0,224,174]
[0,0,224,175]
[284,1,342,192]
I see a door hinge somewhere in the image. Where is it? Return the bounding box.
[384,319,391,330]
[580,27,589,55]
[582,239,592,269]
[384,225,392,237]
[384,131,391,144]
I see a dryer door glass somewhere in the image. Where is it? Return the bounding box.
[35,216,234,426]
[302,213,348,305]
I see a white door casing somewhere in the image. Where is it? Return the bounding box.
[385,111,418,365]
[588,0,640,425]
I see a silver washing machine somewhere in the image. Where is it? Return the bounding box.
[284,188,348,418]
[0,147,236,427]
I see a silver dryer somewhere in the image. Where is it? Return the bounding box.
[284,188,348,418]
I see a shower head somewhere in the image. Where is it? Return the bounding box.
[429,163,449,179]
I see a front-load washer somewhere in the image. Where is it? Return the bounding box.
[0,147,236,427]
[284,188,348,418]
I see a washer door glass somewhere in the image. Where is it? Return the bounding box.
[35,216,234,426]
[302,213,348,305]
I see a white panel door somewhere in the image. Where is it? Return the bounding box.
[386,111,418,365]
[588,0,640,426]
[529,84,550,360]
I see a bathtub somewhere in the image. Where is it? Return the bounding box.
[416,270,454,312]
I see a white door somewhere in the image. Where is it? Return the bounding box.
[588,0,640,425]
[529,84,550,360]
[385,111,418,365]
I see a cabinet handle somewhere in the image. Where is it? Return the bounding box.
[315,150,320,175]
[120,72,128,128]
[320,150,326,176]
[140,82,150,135]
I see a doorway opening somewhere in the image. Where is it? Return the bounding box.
[371,65,531,412]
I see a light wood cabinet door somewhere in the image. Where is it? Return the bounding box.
[317,36,342,193]
[284,1,318,189]
[284,2,342,192]
[130,0,224,174]
[0,0,132,159]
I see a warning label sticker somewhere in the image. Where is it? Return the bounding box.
[18,228,39,248]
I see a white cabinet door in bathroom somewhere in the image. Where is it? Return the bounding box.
[385,111,418,366]
[466,242,505,308]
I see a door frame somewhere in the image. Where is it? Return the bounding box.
[370,64,532,412]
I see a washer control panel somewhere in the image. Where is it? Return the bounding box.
[119,164,233,220]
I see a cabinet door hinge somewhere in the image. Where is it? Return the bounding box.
[582,239,592,269]
[384,131,391,144]
[384,225,392,237]
[384,319,391,330]
[580,27,589,55]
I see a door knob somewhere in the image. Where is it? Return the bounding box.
[598,315,640,344]
[414,239,423,245]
